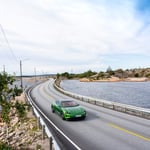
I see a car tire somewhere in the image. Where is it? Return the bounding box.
[82,116,86,120]
[61,113,65,120]
[51,107,55,113]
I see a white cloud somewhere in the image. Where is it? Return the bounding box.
[0,0,150,74]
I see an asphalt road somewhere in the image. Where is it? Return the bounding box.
[31,79,150,150]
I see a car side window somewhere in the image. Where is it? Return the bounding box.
[55,100,60,106]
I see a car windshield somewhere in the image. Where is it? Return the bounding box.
[61,101,79,107]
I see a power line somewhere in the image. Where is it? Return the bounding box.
[0,24,18,62]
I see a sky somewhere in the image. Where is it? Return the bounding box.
[0,0,150,75]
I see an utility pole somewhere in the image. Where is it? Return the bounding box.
[19,58,29,89]
[20,60,23,89]
[34,67,36,82]
[3,65,5,73]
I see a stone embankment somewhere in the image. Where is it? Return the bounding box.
[0,94,49,150]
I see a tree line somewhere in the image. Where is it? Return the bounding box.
[56,67,150,79]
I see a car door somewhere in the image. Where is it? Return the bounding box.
[55,100,62,115]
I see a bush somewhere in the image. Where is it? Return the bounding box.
[134,73,139,77]
[146,73,150,78]
[14,85,22,97]
[15,101,26,121]
[0,142,13,150]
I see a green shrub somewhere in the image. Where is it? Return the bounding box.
[146,73,150,78]
[0,142,13,150]
[134,73,139,77]
[36,144,42,150]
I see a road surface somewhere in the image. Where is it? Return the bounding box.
[31,79,150,150]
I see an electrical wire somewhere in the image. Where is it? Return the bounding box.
[0,24,18,62]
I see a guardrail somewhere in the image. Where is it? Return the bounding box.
[53,80,150,120]
[25,87,60,150]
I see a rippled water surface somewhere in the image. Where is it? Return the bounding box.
[60,80,150,109]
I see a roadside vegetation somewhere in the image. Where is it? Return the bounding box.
[0,72,28,149]
[0,72,49,149]
[57,70,97,79]
[0,72,24,124]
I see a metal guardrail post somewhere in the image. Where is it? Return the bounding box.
[32,107,35,116]
[49,136,53,150]
[42,124,45,140]
[37,117,41,129]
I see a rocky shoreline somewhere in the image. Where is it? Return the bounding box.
[80,77,150,82]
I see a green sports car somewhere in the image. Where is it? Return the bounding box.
[51,100,86,120]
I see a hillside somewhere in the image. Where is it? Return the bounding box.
[87,68,150,82]
[57,68,150,82]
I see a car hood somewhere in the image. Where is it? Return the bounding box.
[63,106,85,114]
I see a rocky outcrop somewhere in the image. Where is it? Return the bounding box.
[0,118,42,148]
[0,94,49,150]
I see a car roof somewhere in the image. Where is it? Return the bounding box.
[57,99,73,101]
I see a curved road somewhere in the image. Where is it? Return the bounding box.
[31,79,150,150]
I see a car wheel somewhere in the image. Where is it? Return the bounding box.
[82,116,86,120]
[61,113,65,120]
[51,107,55,113]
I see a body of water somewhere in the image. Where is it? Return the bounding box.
[60,80,150,109]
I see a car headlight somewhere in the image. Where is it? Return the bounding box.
[64,110,70,114]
